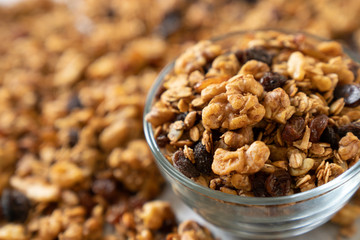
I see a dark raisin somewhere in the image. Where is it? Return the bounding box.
[172,150,200,178]
[259,72,288,91]
[157,10,182,38]
[245,48,273,66]
[67,95,83,111]
[68,129,79,147]
[337,122,360,139]
[92,179,117,199]
[194,142,213,175]
[78,191,96,216]
[281,116,305,143]
[1,189,31,223]
[309,114,329,142]
[156,133,169,148]
[334,84,360,107]
[265,170,291,197]
[321,126,340,149]
[250,172,270,197]
[348,62,359,80]
[234,50,246,64]
[175,112,188,121]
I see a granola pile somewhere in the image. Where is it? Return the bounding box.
[146,31,360,198]
[1,0,360,239]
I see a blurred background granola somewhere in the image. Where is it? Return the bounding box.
[0,0,360,239]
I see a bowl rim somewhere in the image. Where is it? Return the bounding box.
[143,29,360,206]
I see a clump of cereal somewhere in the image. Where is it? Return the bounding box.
[146,31,360,197]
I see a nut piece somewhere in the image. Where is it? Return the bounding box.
[176,220,215,240]
[287,51,306,81]
[289,158,314,176]
[212,141,270,175]
[49,161,84,188]
[338,132,360,161]
[10,176,60,202]
[222,127,253,149]
[0,224,27,240]
[239,60,270,79]
[263,88,295,124]
[287,148,306,169]
[139,201,175,230]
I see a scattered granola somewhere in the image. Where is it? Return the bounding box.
[146,31,360,198]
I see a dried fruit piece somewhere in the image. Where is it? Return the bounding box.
[1,189,31,223]
[265,170,291,197]
[193,142,213,175]
[251,172,270,197]
[334,84,360,107]
[259,72,288,91]
[337,122,360,139]
[172,150,200,178]
[321,126,340,149]
[156,133,169,148]
[245,48,273,66]
[92,179,117,199]
[281,116,305,143]
[157,10,182,38]
[309,114,329,142]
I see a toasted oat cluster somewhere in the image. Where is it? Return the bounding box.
[146,31,360,197]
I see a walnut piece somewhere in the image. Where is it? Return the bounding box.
[212,141,270,175]
[263,88,295,124]
[338,132,360,161]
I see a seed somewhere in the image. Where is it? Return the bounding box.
[172,150,200,178]
[334,84,360,107]
[245,48,273,66]
[193,142,213,175]
[281,116,305,143]
[156,10,182,38]
[259,72,288,91]
[309,114,328,142]
[265,170,291,197]
[1,189,31,223]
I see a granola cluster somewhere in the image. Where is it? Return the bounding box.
[146,31,360,198]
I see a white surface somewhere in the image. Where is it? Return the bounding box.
[160,184,360,240]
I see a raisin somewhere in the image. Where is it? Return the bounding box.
[234,50,246,64]
[67,95,83,111]
[92,179,117,199]
[172,150,200,178]
[157,10,182,38]
[259,72,288,91]
[77,191,95,216]
[1,189,31,223]
[194,142,213,175]
[334,84,360,107]
[250,172,270,197]
[281,116,305,143]
[245,48,273,66]
[338,122,360,139]
[156,133,169,148]
[68,129,79,147]
[265,170,291,197]
[348,62,359,80]
[175,112,188,121]
[309,114,329,142]
[321,126,340,149]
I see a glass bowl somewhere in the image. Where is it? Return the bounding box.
[143,30,360,239]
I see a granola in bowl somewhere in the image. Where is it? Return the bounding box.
[146,30,360,197]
